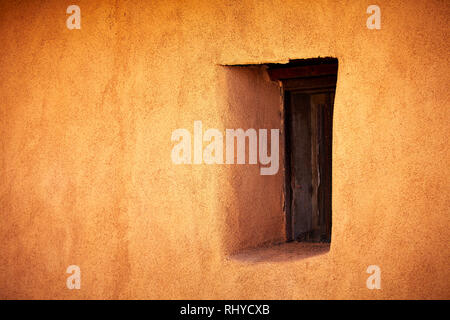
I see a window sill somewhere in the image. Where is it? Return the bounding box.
[230,242,330,264]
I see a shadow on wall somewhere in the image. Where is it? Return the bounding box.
[217,65,286,255]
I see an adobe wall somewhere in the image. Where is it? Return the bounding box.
[0,0,448,299]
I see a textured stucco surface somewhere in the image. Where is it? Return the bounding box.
[0,0,449,299]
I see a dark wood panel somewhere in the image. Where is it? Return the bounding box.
[289,93,313,240]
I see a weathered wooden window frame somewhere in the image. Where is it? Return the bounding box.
[267,61,338,242]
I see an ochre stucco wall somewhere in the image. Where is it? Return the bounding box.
[0,0,448,299]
